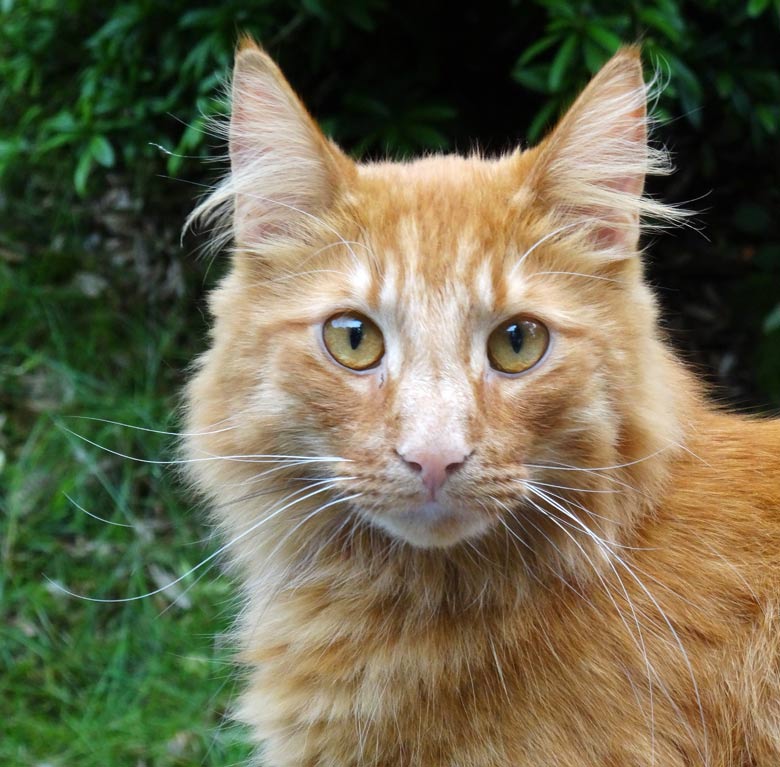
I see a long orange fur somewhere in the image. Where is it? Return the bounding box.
[184,40,780,766]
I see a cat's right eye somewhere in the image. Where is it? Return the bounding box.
[487,316,549,375]
[322,312,385,371]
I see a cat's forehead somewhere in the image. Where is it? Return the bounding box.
[354,154,523,245]
[349,154,528,311]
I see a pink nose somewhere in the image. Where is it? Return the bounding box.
[398,448,469,499]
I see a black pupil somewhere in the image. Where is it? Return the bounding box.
[348,322,363,350]
[507,323,524,354]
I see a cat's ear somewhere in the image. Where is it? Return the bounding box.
[227,39,352,249]
[523,47,673,254]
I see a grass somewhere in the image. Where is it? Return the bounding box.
[0,247,252,765]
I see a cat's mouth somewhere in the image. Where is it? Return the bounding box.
[367,500,493,549]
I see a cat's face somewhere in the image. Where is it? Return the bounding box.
[185,44,682,556]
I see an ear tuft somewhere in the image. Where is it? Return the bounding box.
[523,47,685,255]
[186,41,350,257]
[236,33,261,54]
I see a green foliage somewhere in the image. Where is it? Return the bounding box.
[0,0,459,199]
[0,252,250,764]
[512,0,780,140]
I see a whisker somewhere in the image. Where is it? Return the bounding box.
[494,497,591,604]
[526,443,676,474]
[61,426,351,466]
[527,270,626,284]
[518,482,628,528]
[264,491,363,565]
[63,415,238,438]
[607,555,709,759]
[508,221,582,276]
[225,462,351,488]
[525,489,707,762]
[264,268,355,285]
[517,479,621,495]
[523,495,659,754]
[45,483,340,604]
[523,460,646,495]
[524,485,649,550]
[219,477,358,528]
[494,514,550,594]
[64,493,134,529]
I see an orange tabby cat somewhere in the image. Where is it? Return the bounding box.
[184,39,780,766]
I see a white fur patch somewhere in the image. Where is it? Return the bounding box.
[475,259,495,308]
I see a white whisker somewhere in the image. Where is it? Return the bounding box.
[527,270,625,284]
[524,485,648,550]
[518,479,621,495]
[62,426,350,466]
[64,493,134,529]
[508,221,582,276]
[525,487,707,763]
[526,443,674,474]
[46,483,340,604]
[64,415,238,437]
[523,494,659,757]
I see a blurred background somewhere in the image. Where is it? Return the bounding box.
[2,1,779,764]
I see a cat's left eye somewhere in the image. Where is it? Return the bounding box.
[487,317,549,375]
[322,312,385,371]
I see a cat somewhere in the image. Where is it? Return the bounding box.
[183,38,780,767]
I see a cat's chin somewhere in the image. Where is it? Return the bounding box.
[369,501,492,549]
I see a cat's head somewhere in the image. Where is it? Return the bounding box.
[185,41,688,562]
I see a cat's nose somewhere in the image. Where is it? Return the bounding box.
[398,448,469,500]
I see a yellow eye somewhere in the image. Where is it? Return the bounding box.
[323,312,385,371]
[487,317,549,374]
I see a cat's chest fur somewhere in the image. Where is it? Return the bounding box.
[234,549,742,767]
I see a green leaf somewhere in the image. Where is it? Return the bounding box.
[715,71,734,98]
[73,150,93,196]
[512,65,550,93]
[89,135,115,168]
[43,111,79,134]
[548,35,578,92]
[301,0,328,20]
[537,0,577,20]
[0,138,24,175]
[665,53,703,124]
[639,7,683,43]
[178,9,217,29]
[586,25,623,54]
[756,105,778,134]
[527,99,560,143]
[764,304,780,334]
[583,39,608,74]
[404,124,449,149]
[516,35,560,67]
[167,119,207,175]
[747,0,770,16]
